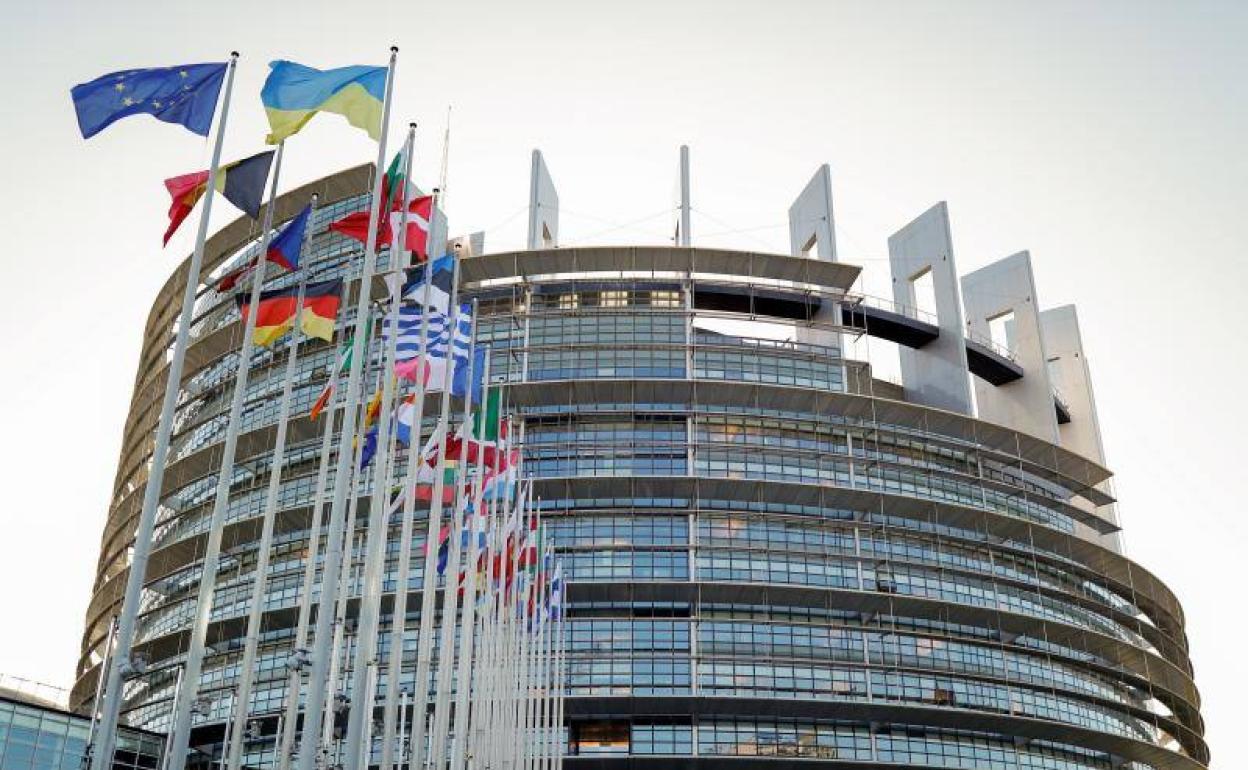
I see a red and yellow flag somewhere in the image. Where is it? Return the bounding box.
[236,286,299,347]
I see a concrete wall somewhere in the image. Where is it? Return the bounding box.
[888,202,973,415]
[961,251,1059,443]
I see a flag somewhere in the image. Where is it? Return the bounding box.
[329,149,434,259]
[71,63,227,139]
[395,395,419,446]
[310,339,353,420]
[164,151,275,246]
[453,345,487,405]
[387,303,473,396]
[482,449,520,502]
[359,427,379,469]
[261,60,387,144]
[401,254,454,314]
[236,285,300,346]
[300,279,343,341]
[331,192,434,255]
[329,150,403,246]
[473,388,505,444]
[363,388,383,429]
[218,202,313,290]
[548,563,564,621]
[435,524,452,575]
[389,195,434,259]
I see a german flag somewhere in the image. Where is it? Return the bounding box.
[163,150,274,245]
[237,278,344,347]
[299,279,343,342]
[237,286,300,347]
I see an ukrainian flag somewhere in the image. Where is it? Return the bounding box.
[261,60,387,144]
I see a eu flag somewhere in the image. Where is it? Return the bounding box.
[71,62,227,139]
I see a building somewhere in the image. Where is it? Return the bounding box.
[73,157,1208,770]
[0,676,162,770]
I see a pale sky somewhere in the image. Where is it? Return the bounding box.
[0,0,1244,764]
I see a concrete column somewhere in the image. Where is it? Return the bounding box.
[527,150,559,249]
[677,145,691,247]
[788,164,836,260]
[1042,305,1123,552]
[888,202,973,414]
[961,251,1059,443]
[449,231,485,258]
[788,165,841,358]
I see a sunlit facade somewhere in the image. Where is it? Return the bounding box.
[74,166,1207,770]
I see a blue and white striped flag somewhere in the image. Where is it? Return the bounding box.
[383,301,476,396]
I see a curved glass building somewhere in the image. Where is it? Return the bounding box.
[74,164,1208,770]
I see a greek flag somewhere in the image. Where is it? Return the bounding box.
[382,302,476,396]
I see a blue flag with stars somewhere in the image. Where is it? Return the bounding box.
[71,63,227,139]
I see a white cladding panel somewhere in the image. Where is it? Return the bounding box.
[888,202,973,415]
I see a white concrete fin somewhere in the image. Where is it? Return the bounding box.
[888,202,973,414]
[527,150,559,250]
[1042,304,1122,551]
[430,206,449,260]
[677,145,691,247]
[961,251,1059,443]
[788,164,837,261]
[448,231,486,258]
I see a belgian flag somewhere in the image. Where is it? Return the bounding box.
[237,279,342,347]
[163,150,275,245]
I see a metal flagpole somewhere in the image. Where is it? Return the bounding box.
[397,689,409,770]
[370,128,419,770]
[428,313,481,770]
[406,243,463,770]
[554,587,566,770]
[165,131,286,770]
[468,488,499,770]
[275,201,335,770]
[322,356,377,766]
[296,46,399,770]
[449,355,490,770]
[484,453,517,770]
[341,124,416,770]
[379,134,436,770]
[225,149,303,770]
[82,614,117,769]
[89,53,240,770]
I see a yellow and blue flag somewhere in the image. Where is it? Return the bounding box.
[71,63,227,139]
[260,60,387,144]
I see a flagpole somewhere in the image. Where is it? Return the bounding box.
[378,123,422,770]
[164,121,286,770]
[223,143,299,770]
[428,311,481,770]
[341,122,416,770]
[324,360,378,766]
[449,354,490,770]
[88,53,239,770]
[275,196,332,770]
[405,218,462,770]
[296,46,399,770]
[378,240,438,770]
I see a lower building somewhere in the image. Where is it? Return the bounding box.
[0,679,162,770]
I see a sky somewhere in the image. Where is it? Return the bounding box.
[0,0,1244,763]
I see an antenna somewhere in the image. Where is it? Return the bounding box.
[438,106,452,209]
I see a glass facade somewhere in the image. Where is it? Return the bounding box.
[75,169,1205,770]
